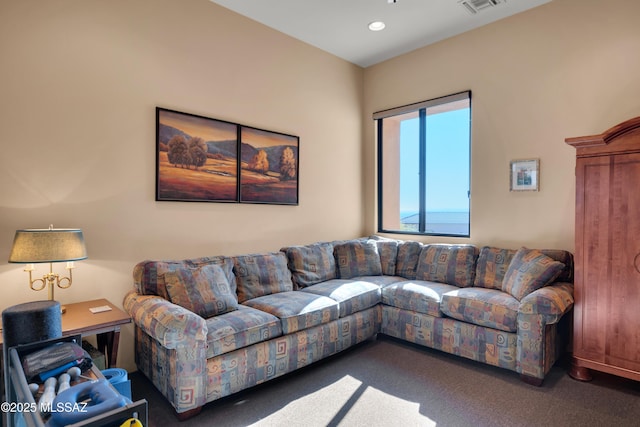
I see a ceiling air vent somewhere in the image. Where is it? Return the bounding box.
[460,0,505,14]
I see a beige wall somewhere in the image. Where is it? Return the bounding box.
[0,0,363,371]
[363,0,640,250]
[2,0,640,373]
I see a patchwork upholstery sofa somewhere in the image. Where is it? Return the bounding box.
[123,237,574,418]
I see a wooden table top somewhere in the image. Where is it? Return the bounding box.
[0,298,131,347]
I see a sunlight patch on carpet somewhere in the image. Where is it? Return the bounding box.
[250,375,436,426]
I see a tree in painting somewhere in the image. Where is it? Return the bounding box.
[279,146,296,181]
[167,135,189,168]
[248,150,269,174]
[187,137,207,170]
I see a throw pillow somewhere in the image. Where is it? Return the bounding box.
[334,240,383,279]
[164,264,238,318]
[502,247,565,301]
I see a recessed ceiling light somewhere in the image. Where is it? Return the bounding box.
[368,21,386,31]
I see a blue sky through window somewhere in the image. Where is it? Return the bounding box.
[399,108,470,219]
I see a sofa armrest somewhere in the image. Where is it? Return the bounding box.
[123,290,208,349]
[516,282,573,380]
[518,282,574,323]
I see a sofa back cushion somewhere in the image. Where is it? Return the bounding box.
[474,247,517,290]
[165,264,238,318]
[415,244,478,288]
[539,249,574,283]
[502,247,565,301]
[283,242,337,288]
[233,252,293,302]
[395,241,423,279]
[334,240,383,279]
[368,236,399,276]
[133,256,236,300]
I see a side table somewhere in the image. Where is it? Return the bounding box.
[1,298,130,369]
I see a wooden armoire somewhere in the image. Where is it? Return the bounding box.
[566,116,640,382]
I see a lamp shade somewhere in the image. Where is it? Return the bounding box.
[8,228,88,263]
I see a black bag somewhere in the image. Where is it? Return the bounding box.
[22,341,92,382]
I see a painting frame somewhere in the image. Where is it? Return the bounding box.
[239,125,299,205]
[156,107,240,203]
[156,107,299,205]
[509,158,539,192]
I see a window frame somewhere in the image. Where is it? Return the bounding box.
[375,91,472,237]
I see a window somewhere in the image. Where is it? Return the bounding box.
[375,91,471,237]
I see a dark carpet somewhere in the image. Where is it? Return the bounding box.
[130,335,640,427]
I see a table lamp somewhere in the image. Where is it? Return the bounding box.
[8,225,87,306]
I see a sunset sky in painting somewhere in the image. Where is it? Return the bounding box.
[160,110,236,142]
[241,126,297,148]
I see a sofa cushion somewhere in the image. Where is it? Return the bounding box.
[133,256,236,299]
[164,264,239,319]
[300,279,381,317]
[233,252,293,303]
[368,236,399,276]
[474,247,517,290]
[242,291,339,334]
[381,280,460,317]
[205,305,282,358]
[334,240,383,279]
[540,249,574,283]
[395,241,423,279]
[415,245,478,288]
[441,288,520,332]
[502,247,565,301]
[283,242,337,288]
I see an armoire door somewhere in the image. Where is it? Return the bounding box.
[573,152,640,378]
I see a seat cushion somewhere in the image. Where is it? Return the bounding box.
[441,288,520,333]
[165,264,238,318]
[205,305,282,358]
[242,291,339,334]
[381,280,460,317]
[300,279,381,317]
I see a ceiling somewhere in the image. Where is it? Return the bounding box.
[210,0,551,68]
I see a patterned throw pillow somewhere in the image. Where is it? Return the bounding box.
[502,247,565,301]
[164,264,238,318]
[233,252,294,302]
[283,242,337,288]
[334,240,383,279]
[416,244,478,288]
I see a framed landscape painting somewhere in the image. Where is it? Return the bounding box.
[240,126,299,205]
[156,108,239,202]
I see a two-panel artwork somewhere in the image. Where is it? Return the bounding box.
[156,108,299,205]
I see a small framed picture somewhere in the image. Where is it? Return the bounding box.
[510,159,539,191]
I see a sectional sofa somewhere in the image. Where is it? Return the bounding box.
[123,237,574,419]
